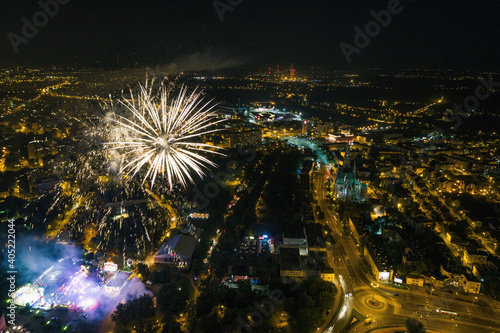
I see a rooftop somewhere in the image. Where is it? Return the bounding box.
[107,271,132,288]
[155,234,197,260]
[280,247,301,271]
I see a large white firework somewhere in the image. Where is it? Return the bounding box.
[106,81,225,189]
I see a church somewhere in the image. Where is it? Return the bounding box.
[334,146,367,202]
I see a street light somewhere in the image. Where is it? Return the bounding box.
[472,296,478,305]
[430,288,434,297]
[371,282,379,302]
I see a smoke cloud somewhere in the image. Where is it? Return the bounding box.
[148,50,247,75]
[6,231,151,327]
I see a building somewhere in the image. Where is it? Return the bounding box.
[327,134,354,144]
[283,231,308,256]
[279,247,304,281]
[438,266,482,294]
[407,215,433,235]
[321,267,335,283]
[431,275,448,288]
[462,247,488,266]
[317,124,332,136]
[279,246,335,283]
[302,121,312,135]
[406,274,424,287]
[301,203,315,224]
[228,265,250,283]
[334,146,366,202]
[299,160,314,191]
[347,215,366,244]
[27,139,52,167]
[301,256,322,278]
[105,271,132,294]
[228,127,262,148]
[363,245,394,283]
[154,234,197,266]
[37,177,60,195]
[390,186,413,207]
[304,223,327,252]
[464,278,482,294]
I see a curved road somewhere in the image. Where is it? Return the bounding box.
[313,165,500,333]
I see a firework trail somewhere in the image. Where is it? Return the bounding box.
[106,81,225,189]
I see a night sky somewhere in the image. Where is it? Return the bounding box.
[1,0,500,70]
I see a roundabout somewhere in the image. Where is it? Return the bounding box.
[351,290,395,315]
[364,295,386,310]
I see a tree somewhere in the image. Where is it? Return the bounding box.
[135,294,156,318]
[284,277,338,333]
[253,321,278,333]
[190,258,204,275]
[301,278,337,311]
[414,260,428,275]
[151,265,172,283]
[405,317,426,333]
[292,308,322,333]
[162,314,181,333]
[4,155,20,170]
[451,220,469,239]
[135,318,160,333]
[237,280,254,302]
[112,303,132,326]
[137,263,150,281]
[158,280,190,315]
[185,299,197,332]
[484,277,500,300]
[112,294,155,327]
[396,263,409,277]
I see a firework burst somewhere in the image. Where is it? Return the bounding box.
[106,81,225,189]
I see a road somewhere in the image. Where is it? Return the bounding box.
[143,189,181,265]
[313,165,500,333]
[145,189,179,223]
[46,193,89,241]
